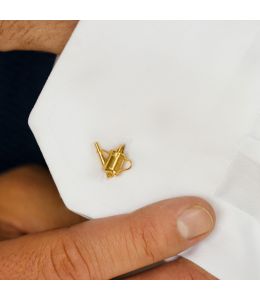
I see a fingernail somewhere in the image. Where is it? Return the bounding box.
[177,206,214,240]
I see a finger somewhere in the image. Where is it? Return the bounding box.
[0,165,85,238]
[125,257,217,280]
[0,196,215,279]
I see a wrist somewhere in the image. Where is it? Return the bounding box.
[0,21,78,54]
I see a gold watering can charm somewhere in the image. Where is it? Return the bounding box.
[95,142,132,178]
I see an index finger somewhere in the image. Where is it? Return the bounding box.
[0,196,215,279]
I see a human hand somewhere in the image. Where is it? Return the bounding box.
[0,165,216,279]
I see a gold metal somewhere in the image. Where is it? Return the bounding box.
[95,142,132,178]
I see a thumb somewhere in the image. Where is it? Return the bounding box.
[0,196,215,279]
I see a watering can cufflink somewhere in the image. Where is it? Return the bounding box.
[95,142,132,178]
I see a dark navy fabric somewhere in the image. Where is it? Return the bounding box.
[0,51,56,173]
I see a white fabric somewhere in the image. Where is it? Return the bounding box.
[29,21,260,279]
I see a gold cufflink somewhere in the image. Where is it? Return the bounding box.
[95,142,132,178]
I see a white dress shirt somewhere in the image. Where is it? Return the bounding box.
[29,21,260,279]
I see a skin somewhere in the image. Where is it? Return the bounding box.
[0,21,78,54]
[0,166,216,279]
[0,21,217,279]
